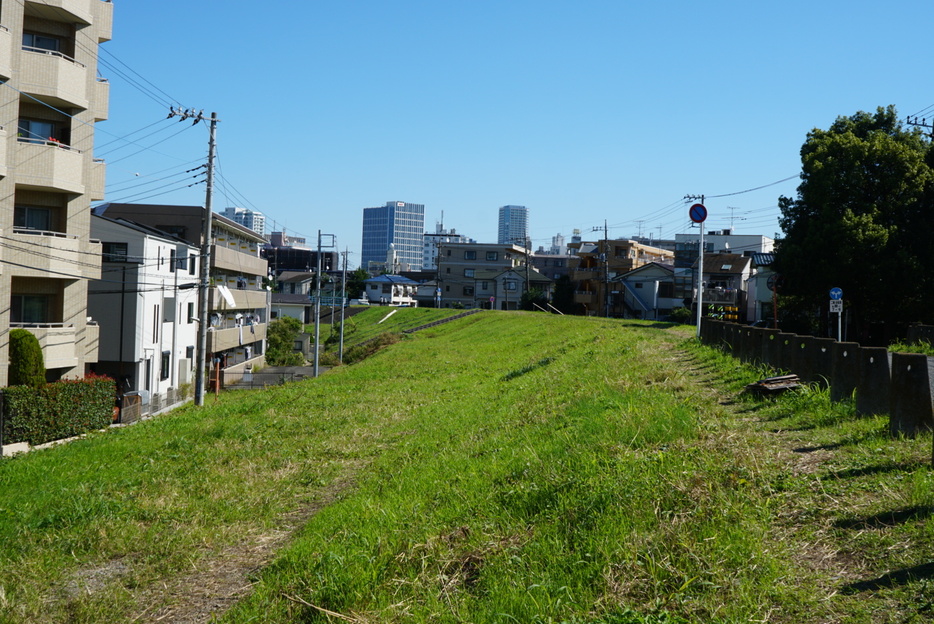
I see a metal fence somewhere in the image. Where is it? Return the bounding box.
[119,387,191,425]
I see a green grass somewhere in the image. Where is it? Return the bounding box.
[0,313,931,622]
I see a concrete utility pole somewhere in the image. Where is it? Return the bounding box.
[592,220,609,317]
[339,248,347,363]
[685,194,705,338]
[194,112,218,406]
[313,231,336,377]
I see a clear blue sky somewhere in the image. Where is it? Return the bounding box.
[99,0,934,267]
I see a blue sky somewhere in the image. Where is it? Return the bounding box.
[98,0,934,266]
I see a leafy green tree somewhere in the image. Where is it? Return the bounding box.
[8,328,45,387]
[265,317,305,366]
[520,287,548,311]
[550,275,576,314]
[346,268,371,300]
[774,106,934,341]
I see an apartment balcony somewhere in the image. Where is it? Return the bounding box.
[702,288,742,305]
[208,322,267,354]
[17,324,78,370]
[93,78,109,121]
[571,267,600,280]
[208,286,268,312]
[26,0,93,25]
[574,290,598,305]
[95,0,113,42]
[8,231,100,279]
[15,140,84,193]
[211,243,268,277]
[89,158,105,200]
[19,47,88,110]
[0,26,11,80]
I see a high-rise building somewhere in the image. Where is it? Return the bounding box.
[223,207,266,238]
[0,1,114,384]
[498,205,529,245]
[361,201,425,272]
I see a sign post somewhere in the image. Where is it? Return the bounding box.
[689,203,708,338]
[829,287,843,341]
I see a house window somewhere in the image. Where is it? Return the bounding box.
[635,283,643,288]
[660,283,674,298]
[10,294,49,324]
[189,254,197,275]
[160,351,170,380]
[22,32,60,52]
[505,281,518,291]
[463,286,474,296]
[187,302,195,324]
[464,250,477,260]
[382,285,391,294]
[555,260,565,267]
[480,281,489,291]
[464,269,475,277]
[102,242,129,262]
[486,251,498,261]
[14,206,51,232]
[169,249,176,273]
[153,305,160,342]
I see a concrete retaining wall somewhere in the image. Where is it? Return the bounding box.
[699,319,933,438]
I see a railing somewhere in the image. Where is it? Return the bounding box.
[16,136,83,153]
[9,321,72,329]
[702,288,741,304]
[119,387,191,425]
[21,45,86,68]
[12,227,77,238]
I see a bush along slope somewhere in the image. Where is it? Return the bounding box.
[4,375,116,445]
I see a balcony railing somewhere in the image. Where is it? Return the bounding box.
[22,46,86,68]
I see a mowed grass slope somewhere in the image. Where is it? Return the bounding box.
[0,312,930,623]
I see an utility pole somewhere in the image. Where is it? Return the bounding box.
[339,248,347,363]
[592,220,609,317]
[907,116,934,138]
[313,231,336,377]
[193,112,218,407]
[685,194,705,338]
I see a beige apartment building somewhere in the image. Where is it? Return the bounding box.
[0,1,113,384]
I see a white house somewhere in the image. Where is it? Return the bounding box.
[615,262,678,320]
[364,275,419,306]
[89,215,201,400]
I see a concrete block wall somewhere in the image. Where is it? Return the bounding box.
[699,319,934,437]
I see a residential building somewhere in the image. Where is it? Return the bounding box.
[530,253,570,281]
[89,215,200,401]
[93,203,270,384]
[697,253,753,322]
[422,223,474,270]
[263,231,338,275]
[364,275,419,306]
[222,207,267,239]
[746,252,778,325]
[497,205,528,245]
[473,267,554,311]
[673,230,774,269]
[436,242,529,308]
[568,239,674,316]
[0,0,114,385]
[271,271,315,323]
[614,263,678,320]
[361,201,425,272]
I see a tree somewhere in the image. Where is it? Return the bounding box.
[520,287,548,311]
[346,268,371,300]
[774,106,934,341]
[265,317,305,366]
[8,328,45,387]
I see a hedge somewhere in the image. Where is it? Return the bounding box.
[3,375,116,446]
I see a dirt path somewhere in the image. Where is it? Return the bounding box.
[130,473,359,623]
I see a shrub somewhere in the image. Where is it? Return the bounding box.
[668,307,694,324]
[3,375,116,445]
[8,328,45,387]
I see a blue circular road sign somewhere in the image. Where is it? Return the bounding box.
[689,203,708,223]
[829,287,843,300]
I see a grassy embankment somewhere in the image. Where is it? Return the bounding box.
[0,310,930,622]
